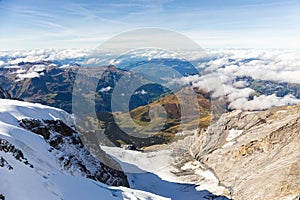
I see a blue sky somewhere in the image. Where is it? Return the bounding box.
[0,0,299,50]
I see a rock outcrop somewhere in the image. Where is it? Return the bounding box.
[0,157,13,170]
[0,138,33,168]
[19,118,129,187]
[0,86,11,99]
[190,103,300,199]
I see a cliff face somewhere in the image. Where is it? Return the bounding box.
[190,104,300,200]
[0,86,11,99]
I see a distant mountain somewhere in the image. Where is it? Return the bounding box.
[117,58,200,76]
[235,76,300,98]
[8,60,300,149]
[0,61,206,148]
[93,86,215,148]
[0,61,77,112]
[0,62,175,113]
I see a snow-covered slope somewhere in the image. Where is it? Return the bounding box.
[102,145,229,200]
[0,99,168,200]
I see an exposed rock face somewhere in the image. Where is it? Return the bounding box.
[0,157,13,170]
[0,62,77,112]
[0,138,33,168]
[0,86,11,99]
[19,118,129,187]
[190,104,300,199]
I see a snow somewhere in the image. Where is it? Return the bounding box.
[48,175,168,200]
[134,90,148,95]
[179,161,226,195]
[0,99,168,200]
[226,129,243,142]
[102,146,228,199]
[31,64,46,72]
[11,64,46,80]
[102,147,173,176]
[3,65,21,69]
[182,162,218,183]
[15,69,27,74]
[17,71,40,80]
[0,99,229,199]
[99,86,112,93]
[222,129,243,148]
[222,141,236,148]
[0,99,69,125]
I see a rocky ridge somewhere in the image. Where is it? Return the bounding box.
[190,103,300,200]
[0,138,33,169]
[19,118,129,187]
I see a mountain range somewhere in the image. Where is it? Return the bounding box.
[1,57,300,200]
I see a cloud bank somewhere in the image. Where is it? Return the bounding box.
[169,49,300,110]
[1,48,300,111]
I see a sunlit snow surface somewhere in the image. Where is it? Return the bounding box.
[0,99,228,199]
[102,145,227,200]
[0,99,168,200]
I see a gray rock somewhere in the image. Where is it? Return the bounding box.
[0,86,11,99]
[19,118,129,187]
[190,104,300,200]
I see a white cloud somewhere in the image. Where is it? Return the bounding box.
[210,49,300,84]
[232,80,248,88]
[134,89,147,95]
[167,49,300,110]
[1,48,300,111]
[1,49,91,66]
[226,88,255,103]
[11,64,48,80]
[168,74,201,86]
[229,94,300,110]
[17,71,40,80]
[99,86,112,93]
